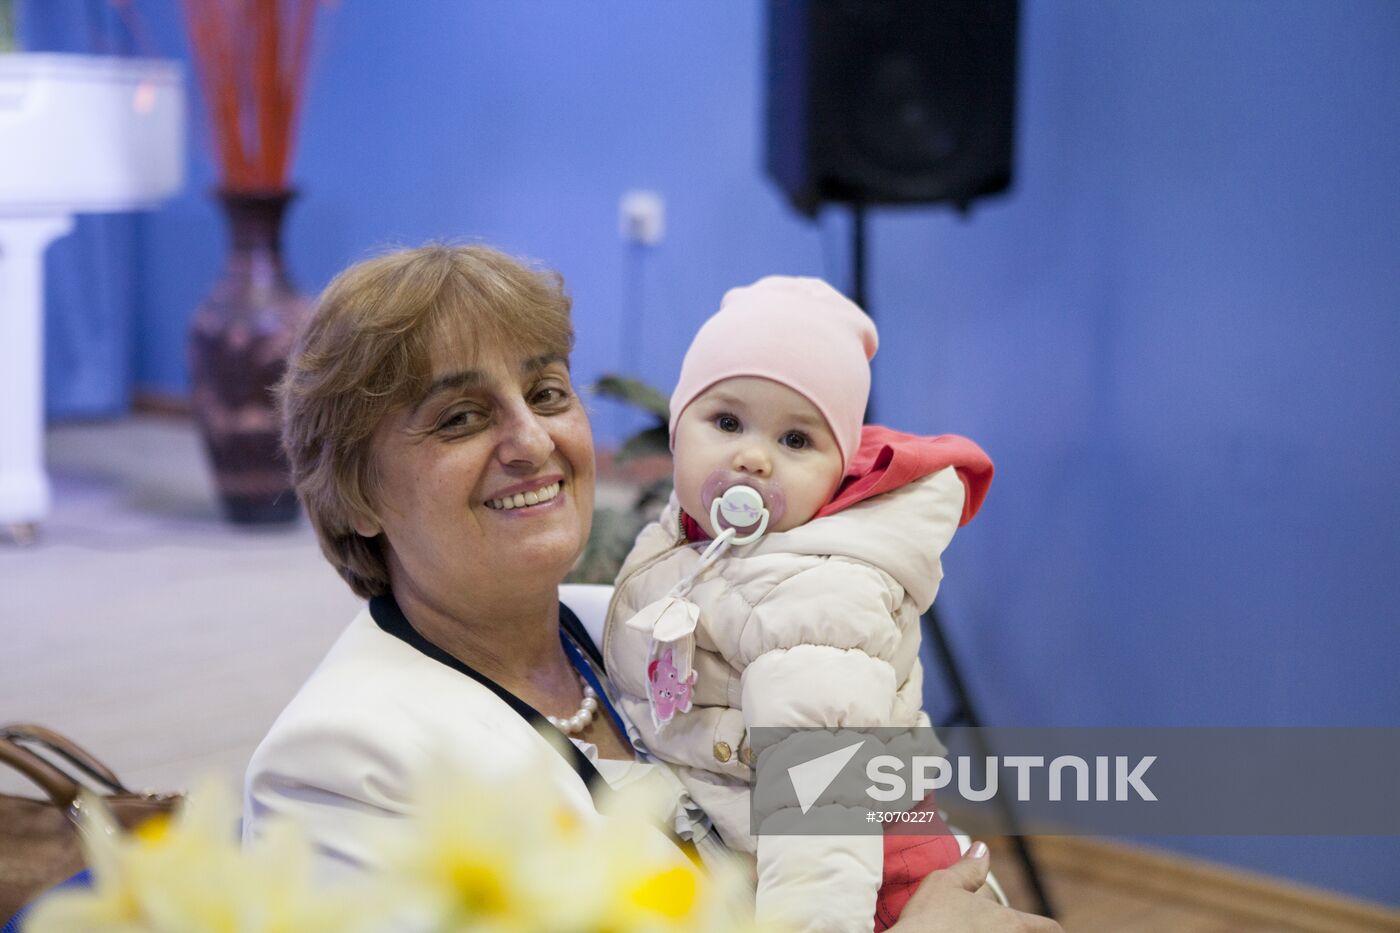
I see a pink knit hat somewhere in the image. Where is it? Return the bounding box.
[669,276,878,470]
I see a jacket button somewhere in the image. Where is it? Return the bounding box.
[713,741,732,763]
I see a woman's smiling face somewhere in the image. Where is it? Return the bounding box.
[357,329,595,606]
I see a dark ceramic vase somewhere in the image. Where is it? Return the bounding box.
[189,190,309,524]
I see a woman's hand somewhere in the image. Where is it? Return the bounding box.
[887,843,1065,933]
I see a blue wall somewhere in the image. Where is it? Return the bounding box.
[33,0,1400,906]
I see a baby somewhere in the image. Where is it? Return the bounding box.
[602,276,993,933]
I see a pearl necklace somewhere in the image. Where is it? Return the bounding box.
[548,667,600,735]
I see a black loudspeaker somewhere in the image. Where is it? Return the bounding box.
[766,0,1020,217]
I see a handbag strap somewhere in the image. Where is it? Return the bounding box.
[0,734,83,810]
[1,723,127,791]
[0,724,129,811]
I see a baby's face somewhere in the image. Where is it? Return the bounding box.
[672,376,844,537]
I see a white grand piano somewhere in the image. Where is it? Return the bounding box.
[0,53,185,539]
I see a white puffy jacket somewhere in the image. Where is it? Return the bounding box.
[603,465,967,933]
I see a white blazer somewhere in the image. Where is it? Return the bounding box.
[242,585,615,879]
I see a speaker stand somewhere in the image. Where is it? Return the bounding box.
[848,201,1056,919]
[925,606,1058,918]
[851,201,873,421]
[852,201,869,313]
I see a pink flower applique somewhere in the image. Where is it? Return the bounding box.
[647,646,696,724]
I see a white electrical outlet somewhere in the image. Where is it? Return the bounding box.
[619,189,665,245]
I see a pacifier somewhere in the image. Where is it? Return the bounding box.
[710,485,768,544]
[702,472,783,546]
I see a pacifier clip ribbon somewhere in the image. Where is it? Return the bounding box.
[626,596,700,730]
[628,484,771,730]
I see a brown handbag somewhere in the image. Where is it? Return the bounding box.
[0,724,182,925]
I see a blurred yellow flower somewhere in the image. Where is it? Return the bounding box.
[629,865,698,919]
[23,749,775,933]
[24,779,374,933]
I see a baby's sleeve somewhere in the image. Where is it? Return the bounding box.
[737,560,903,728]
[737,563,905,932]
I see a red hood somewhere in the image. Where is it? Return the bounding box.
[680,425,993,542]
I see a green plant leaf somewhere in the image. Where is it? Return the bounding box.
[593,375,670,419]
[615,426,671,464]
[0,0,16,52]
[567,506,649,584]
[636,476,674,514]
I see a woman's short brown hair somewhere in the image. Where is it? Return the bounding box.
[278,243,574,598]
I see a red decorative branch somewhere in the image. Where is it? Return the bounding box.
[179,0,328,193]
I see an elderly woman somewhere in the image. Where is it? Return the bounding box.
[243,244,1060,933]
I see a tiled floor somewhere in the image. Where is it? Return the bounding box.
[1,416,362,797]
